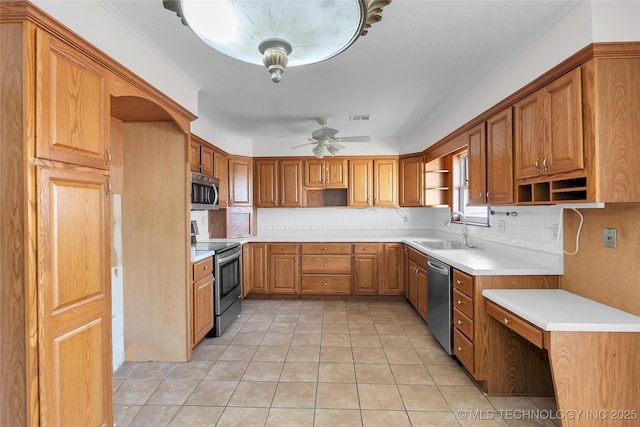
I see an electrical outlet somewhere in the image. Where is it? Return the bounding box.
[496,220,505,233]
[604,228,617,248]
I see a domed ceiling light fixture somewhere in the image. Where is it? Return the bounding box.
[163,0,391,83]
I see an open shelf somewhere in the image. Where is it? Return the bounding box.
[517,176,588,204]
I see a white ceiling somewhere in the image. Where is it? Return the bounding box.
[101,0,579,150]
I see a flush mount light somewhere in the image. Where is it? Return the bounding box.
[163,0,391,83]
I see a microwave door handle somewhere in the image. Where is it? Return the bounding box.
[212,183,219,206]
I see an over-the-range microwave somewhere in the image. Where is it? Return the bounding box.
[191,171,219,210]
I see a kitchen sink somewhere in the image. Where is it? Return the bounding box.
[416,240,466,250]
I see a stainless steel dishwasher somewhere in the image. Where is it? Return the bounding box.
[427,257,453,355]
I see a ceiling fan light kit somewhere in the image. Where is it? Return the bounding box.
[163,0,391,83]
[290,118,371,158]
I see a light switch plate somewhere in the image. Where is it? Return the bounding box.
[604,228,617,248]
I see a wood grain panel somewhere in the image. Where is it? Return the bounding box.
[122,121,189,361]
[0,21,30,427]
[547,331,640,426]
[467,122,487,205]
[280,159,303,207]
[486,107,514,204]
[595,58,640,202]
[380,243,403,295]
[325,159,348,188]
[301,256,351,274]
[562,203,640,316]
[399,155,423,207]
[373,159,396,207]
[301,275,351,294]
[301,243,351,254]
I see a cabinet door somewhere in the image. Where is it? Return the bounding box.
[381,243,404,295]
[244,243,267,294]
[514,90,544,179]
[416,266,428,321]
[486,107,514,204]
[280,159,303,207]
[214,151,228,208]
[467,123,487,205]
[406,259,418,309]
[353,255,379,294]
[544,67,584,175]
[269,254,299,294]
[325,158,348,188]
[373,159,397,207]
[189,141,201,172]
[349,159,372,207]
[304,159,325,188]
[37,166,112,427]
[229,157,252,206]
[399,156,424,207]
[200,144,215,177]
[37,30,110,169]
[255,159,278,207]
[193,276,214,345]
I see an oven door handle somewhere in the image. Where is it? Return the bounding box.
[217,249,241,265]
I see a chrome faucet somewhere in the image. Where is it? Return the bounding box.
[444,211,473,248]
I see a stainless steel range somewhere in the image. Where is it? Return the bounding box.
[192,235,242,337]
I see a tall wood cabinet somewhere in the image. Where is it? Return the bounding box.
[399,155,424,207]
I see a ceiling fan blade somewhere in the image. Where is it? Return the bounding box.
[335,136,370,143]
[329,142,346,150]
[289,142,315,149]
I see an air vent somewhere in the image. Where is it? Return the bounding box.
[349,114,370,121]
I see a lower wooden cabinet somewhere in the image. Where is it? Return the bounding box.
[353,243,380,295]
[301,243,351,294]
[268,243,300,294]
[192,257,214,347]
[380,243,404,295]
[243,242,267,295]
[406,246,427,320]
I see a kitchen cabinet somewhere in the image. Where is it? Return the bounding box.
[37,166,113,426]
[300,243,352,295]
[348,158,397,207]
[424,155,452,207]
[406,247,428,315]
[37,29,111,170]
[268,243,300,294]
[467,123,487,205]
[189,136,215,176]
[379,243,404,295]
[399,155,424,206]
[214,150,228,207]
[304,158,348,188]
[228,155,252,206]
[486,107,514,204]
[192,257,214,347]
[451,273,560,394]
[353,243,380,295]
[254,158,303,207]
[243,243,268,295]
[514,67,583,180]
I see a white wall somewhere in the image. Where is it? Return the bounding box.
[111,195,124,372]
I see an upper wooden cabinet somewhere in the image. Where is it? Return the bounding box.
[514,67,583,180]
[228,156,252,206]
[214,151,228,208]
[190,135,217,176]
[399,155,424,207]
[349,158,397,207]
[254,158,303,207]
[36,29,111,170]
[467,123,487,205]
[304,158,348,188]
[486,107,514,205]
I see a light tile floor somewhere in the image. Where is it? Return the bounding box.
[113,299,559,426]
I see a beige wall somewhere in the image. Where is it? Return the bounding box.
[562,203,640,316]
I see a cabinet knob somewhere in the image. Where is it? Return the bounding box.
[458,347,463,352]
[456,280,461,285]
[204,266,208,270]
[323,282,328,286]
[457,300,463,305]
[457,320,463,325]
[324,247,328,251]
[504,318,511,324]
[324,263,328,266]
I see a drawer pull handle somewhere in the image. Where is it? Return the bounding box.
[204,266,208,270]
[324,247,328,250]
[457,300,463,305]
[456,280,461,285]
[457,320,463,325]
[324,263,328,266]
[504,318,510,324]
[323,282,328,286]
[458,347,463,352]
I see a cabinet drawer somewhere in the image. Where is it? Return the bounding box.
[301,243,351,254]
[268,243,298,254]
[301,255,351,274]
[453,269,473,297]
[353,243,379,254]
[193,257,213,282]
[486,300,543,349]
[453,327,474,373]
[453,307,473,340]
[453,288,473,319]
[301,275,351,294]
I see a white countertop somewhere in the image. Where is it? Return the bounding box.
[193,229,563,276]
[482,289,640,332]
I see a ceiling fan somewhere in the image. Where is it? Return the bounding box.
[290,118,370,158]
